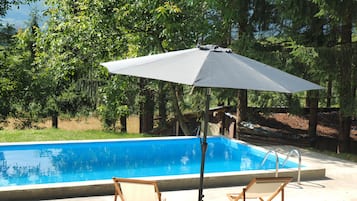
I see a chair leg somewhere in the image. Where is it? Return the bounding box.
[281,189,284,201]
[243,188,246,201]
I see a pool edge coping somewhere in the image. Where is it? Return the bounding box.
[0,167,326,201]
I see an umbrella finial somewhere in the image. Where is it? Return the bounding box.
[198,44,232,53]
[198,44,218,51]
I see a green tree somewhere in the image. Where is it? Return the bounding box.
[275,0,329,140]
[0,24,17,122]
[212,0,277,138]
[313,0,357,153]
[0,0,38,16]
[0,23,16,45]
[114,0,209,135]
[0,12,46,128]
[97,75,130,131]
[36,0,127,128]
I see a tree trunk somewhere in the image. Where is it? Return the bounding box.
[158,82,167,129]
[306,5,324,143]
[337,11,353,153]
[338,115,352,153]
[142,93,154,133]
[120,115,127,133]
[139,79,154,133]
[236,89,247,139]
[307,90,319,145]
[326,77,332,108]
[51,113,58,129]
[234,0,251,140]
[170,84,191,136]
[352,46,357,120]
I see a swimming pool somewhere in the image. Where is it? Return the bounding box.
[0,136,299,187]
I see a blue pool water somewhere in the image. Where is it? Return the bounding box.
[0,137,299,187]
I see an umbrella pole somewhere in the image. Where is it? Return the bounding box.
[198,88,210,201]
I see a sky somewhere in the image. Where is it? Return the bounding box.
[1,1,47,29]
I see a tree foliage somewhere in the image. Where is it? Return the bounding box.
[0,12,45,128]
[35,0,128,127]
[0,0,356,153]
[0,0,38,16]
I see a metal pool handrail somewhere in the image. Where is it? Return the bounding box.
[283,149,302,184]
[261,150,279,177]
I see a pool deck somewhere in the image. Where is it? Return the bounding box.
[43,144,357,201]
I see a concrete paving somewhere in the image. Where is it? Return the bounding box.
[44,145,357,201]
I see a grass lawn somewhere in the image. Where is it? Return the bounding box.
[0,129,153,142]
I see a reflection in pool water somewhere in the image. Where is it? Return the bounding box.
[0,137,299,187]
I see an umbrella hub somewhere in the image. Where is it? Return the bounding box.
[197,44,232,53]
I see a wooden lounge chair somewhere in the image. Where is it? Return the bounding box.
[113,177,163,201]
[227,177,293,201]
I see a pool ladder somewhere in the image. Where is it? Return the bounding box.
[261,149,302,184]
[261,150,279,177]
[283,149,302,184]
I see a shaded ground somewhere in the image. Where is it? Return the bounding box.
[247,112,357,139]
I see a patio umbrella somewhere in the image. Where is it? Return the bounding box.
[101,45,323,201]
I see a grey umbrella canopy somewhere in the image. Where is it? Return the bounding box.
[101,45,323,201]
[102,45,322,93]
